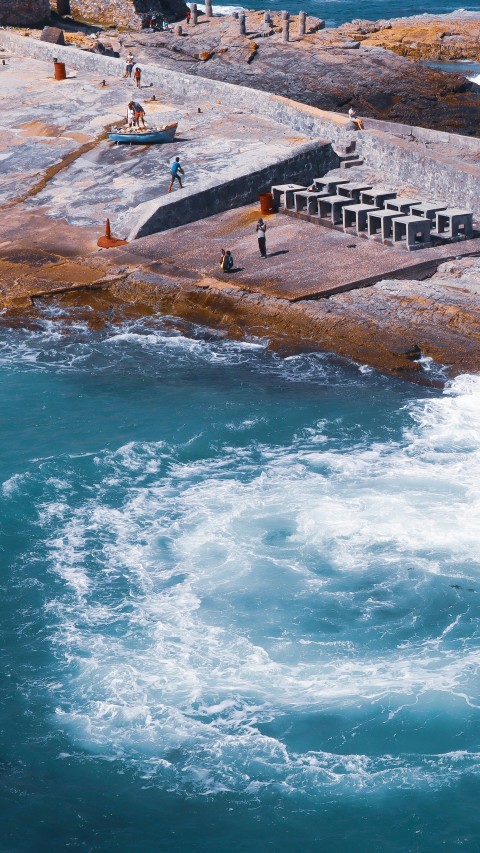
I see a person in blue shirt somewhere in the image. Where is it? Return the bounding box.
[168,156,184,192]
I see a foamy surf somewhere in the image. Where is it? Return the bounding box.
[26,362,480,796]
[2,310,480,852]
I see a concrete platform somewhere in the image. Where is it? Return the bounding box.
[108,203,480,301]
[0,54,310,232]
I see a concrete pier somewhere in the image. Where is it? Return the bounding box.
[1,35,480,381]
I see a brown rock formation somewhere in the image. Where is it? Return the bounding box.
[339,17,480,62]
[0,0,49,26]
[123,11,480,135]
[50,0,187,28]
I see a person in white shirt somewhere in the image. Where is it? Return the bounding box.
[348,107,364,130]
[256,218,267,258]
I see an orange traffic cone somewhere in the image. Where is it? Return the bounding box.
[97,218,127,249]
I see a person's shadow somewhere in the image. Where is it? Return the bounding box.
[265,250,289,258]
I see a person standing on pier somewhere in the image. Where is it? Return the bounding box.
[256,218,267,258]
[168,157,185,192]
[124,53,134,78]
[133,66,142,88]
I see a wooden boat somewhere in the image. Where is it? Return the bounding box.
[108,123,178,144]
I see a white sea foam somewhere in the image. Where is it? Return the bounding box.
[32,371,480,796]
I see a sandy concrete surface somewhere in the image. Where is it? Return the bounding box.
[0,54,307,233]
[109,203,480,300]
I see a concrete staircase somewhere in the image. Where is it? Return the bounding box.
[334,140,364,169]
[340,154,364,169]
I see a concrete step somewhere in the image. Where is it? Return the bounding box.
[334,140,356,156]
[340,158,364,169]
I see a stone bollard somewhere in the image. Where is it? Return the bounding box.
[239,11,246,35]
[281,11,290,42]
[190,3,197,25]
[298,10,306,35]
[231,10,238,18]
[264,10,272,25]
[174,24,182,35]
[205,0,212,16]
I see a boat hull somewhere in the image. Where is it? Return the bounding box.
[108,123,178,144]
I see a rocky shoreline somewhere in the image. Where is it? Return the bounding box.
[96,10,480,135]
[340,12,480,62]
[1,12,480,384]
[13,9,480,133]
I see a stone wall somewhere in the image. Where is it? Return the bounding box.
[50,0,187,27]
[0,0,49,26]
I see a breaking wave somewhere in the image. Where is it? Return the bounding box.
[3,310,476,799]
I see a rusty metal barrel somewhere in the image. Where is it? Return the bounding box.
[53,61,67,80]
[259,193,274,214]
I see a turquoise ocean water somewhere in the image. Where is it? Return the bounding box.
[1,300,480,851]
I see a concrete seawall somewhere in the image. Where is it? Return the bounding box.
[2,30,480,223]
[129,140,338,239]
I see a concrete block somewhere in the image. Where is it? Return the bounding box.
[294,190,329,214]
[410,202,448,223]
[360,188,397,209]
[436,209,473,239]
[393,215,431,250]
[337,181,373,202]
[271,183,307,210]
[367,209,404,241]
[318,194,352,225]
[385,197,421,214]
[343,203,380,232]
[313,177,349,194]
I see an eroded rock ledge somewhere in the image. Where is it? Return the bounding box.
[105,11,480,135]
[339,13,480,62]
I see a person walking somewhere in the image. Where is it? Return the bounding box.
[168,156,184,192]
[133,66,142,88]
[256,218,267,258]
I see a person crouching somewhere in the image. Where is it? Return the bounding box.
[220,249,234,272]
